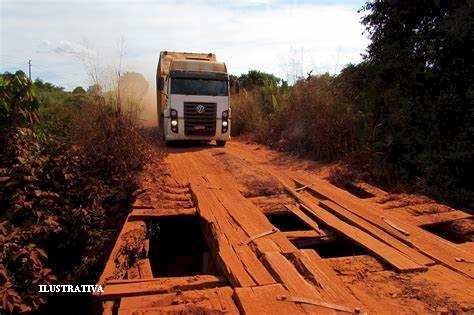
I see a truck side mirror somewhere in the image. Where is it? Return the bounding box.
[157,77,164,90]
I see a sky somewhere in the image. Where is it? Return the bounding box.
[0,0,369,90]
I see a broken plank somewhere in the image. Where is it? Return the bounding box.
[192,181,275,287]
[299,202,426,272]
[261,251,347,313]
[290,173,474,278]
[288,249,361,308]
[99,275,225,299]
[319,200,434,266]
[119,286,239,315]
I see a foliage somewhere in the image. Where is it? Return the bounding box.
[231,71,355,161]
[232,0,473,212]
[238,70,282,90]
[354,0,473,207]
[0,71,153,313]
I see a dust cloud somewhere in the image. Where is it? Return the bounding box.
[117,72,157,127]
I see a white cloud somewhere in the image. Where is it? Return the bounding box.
[38,40,97,58]
[0,0,368,89]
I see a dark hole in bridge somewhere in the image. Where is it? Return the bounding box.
[265,212,312,231]
[149,216,218,277]
[291,208,368,258]
[300,235,367,258]
[422,219,473,244]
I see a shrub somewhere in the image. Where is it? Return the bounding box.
[0,71,156,313]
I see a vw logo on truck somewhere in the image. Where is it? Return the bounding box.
[196,104,206,114]
[156,51,231,147]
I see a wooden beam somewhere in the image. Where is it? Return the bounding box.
[319,200,434,266]
[299,202,426,272]
[99,275,226,299]
[128,208,196,220]
[234,284,307,314]
[119,286,239,314]
[412,211,472,226]
[290,173,474,279]
[282,230,320,239]
[248,193,295,215]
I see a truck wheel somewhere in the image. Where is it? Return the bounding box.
[216,140,226,147]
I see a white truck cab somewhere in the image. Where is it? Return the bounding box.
[157,51,231,146]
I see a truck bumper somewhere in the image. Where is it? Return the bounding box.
[163,117,231,142]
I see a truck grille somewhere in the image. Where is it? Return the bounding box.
[184,102,217,136]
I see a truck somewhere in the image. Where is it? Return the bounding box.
[156,51,230,146]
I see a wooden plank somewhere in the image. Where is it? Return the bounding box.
[96,219,147,288]
[119,286,239,314]
[192,181,275,287]
[299,202,426,272]
[248,193,295,214]
[319,200,434,266]
[285,204,322,233]
[290,173,474,279]
[128,207,196,220]
[127,265,140,280]
[204,173,298,255]
[288,249,361,308]
[263,172,427,272]
[412,211,472,226]
[261,251,344,313]
[234,284,306,315]
[283,230,320,239]
[99,275,226,299]
[137,259,153,279]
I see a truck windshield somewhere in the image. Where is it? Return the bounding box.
[170,78,228,96]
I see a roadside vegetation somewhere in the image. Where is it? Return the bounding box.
[231,1,473,211]
[0,71,155,313]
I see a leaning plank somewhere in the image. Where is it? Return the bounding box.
[99,275,225,299]
[299,202,426,272]
[119,286,239,315]
[290,172,474,278]
[128,207,196,220]
[319,200,434,266]
[285,204,322,233]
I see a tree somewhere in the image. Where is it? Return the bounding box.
[238,70,281,90]
[72,86,86,94]
[358,0,473,207]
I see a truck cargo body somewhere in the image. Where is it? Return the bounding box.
[156,51,230,145]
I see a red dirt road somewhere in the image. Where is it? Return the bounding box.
[97,138,474,314]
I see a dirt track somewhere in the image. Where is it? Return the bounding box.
[96,138,474,314]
